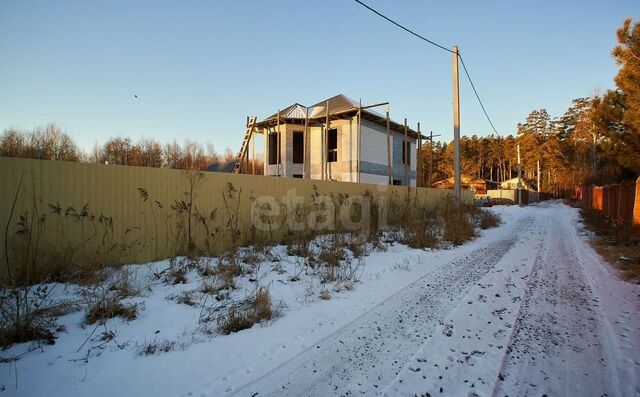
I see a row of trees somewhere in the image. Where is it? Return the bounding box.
[0,125,241,171]
[419,18,640,194]
[0,124,80,162]
[86,138,236,170]
[419,98,598,193]
[2,19,637,194]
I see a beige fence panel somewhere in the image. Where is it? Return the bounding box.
[0,157,471,281]
[486,189,517,204]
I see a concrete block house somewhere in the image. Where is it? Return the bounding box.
[252,94,423,186]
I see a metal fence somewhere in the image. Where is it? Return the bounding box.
[576,177,640,225]
[0,157,472,281]
[486,189,541,205]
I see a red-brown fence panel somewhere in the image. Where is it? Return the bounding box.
[593,186,603,210]
[620,182,635,224]
[581,179,638,225]
[609,185,620,221]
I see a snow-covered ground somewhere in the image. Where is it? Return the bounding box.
[1,202,638,396]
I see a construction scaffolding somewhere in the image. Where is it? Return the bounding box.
[233,94,426,186]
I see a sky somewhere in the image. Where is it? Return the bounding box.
[0,0,638,154]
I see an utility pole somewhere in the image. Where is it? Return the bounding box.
[592,132,597,174]
[537,160,540,193]
[251,122,255,175]
[453,46,461,205]
[404,118,409,186]
[276,110,280,177]
[303,107,309,179]
[357,98,362,183]
[517,144,522,205]
[425,131,441,188]
[428,131,433,188]
[325,100,330,180]
[417,122,422,187]
[386,104,392,185]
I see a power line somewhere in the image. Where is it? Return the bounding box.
[353,0,453,54]
[458,55,502,137]
[353,0,501,137]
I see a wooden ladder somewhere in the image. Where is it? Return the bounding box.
[232,116,257,174]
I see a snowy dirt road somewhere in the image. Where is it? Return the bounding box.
[3,203,638,397]
[237,203,640,397]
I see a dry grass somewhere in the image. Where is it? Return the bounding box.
[199,279,223,295]
[163,258,188,285]
[0,320,56,348]
[402,207,439,249]
[79,283,138,325]
[383,198,500,249]
[217,306,254,334]
[286,232,315,258]
[43,261,110,285]
[0,294,55,347]
[0,285,75,348]
[84,295,137,325]
[107,268,144,298]
[316,235,347,270]
[252,287,273,321]
[196,258,216,277]
[345,234,368,258]
[139,339,177,355]
[477,210,501,229]
[168,290,197,306]
[580,207,640,282]
[441,203,477,245]
[216,257,243,291]
[216,286,274,334]
[199,276,234,300]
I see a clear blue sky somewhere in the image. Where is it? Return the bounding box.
[0,0,637,153]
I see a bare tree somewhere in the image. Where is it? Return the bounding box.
[0,124,79,161]
[0,129,26,158]
[164,140,183,169]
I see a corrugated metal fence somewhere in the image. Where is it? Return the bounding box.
[486,189,541,205]
[0,157,472,281]
[576,177,640,225]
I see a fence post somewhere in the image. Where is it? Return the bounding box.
[608,185,614,220]
[617,183,622,222]
[634,177,640,226]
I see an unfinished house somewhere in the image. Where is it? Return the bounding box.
[234,94,424,186]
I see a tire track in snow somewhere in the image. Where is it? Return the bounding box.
[385,213,549,396]
[232,217,535,397]
[492,214,620,396]
[564,211,640,395]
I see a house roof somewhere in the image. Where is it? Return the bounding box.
[432,175,488,189]
[500,177,533,190]
[258,94,423,139]
[266,103,308,120]
[308,94,361,118]
[206,161,236,173]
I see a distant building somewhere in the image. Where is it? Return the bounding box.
[500,177,533,191]
[432,175,490,194]
[247,94,423,186]
[206,161,236,173]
